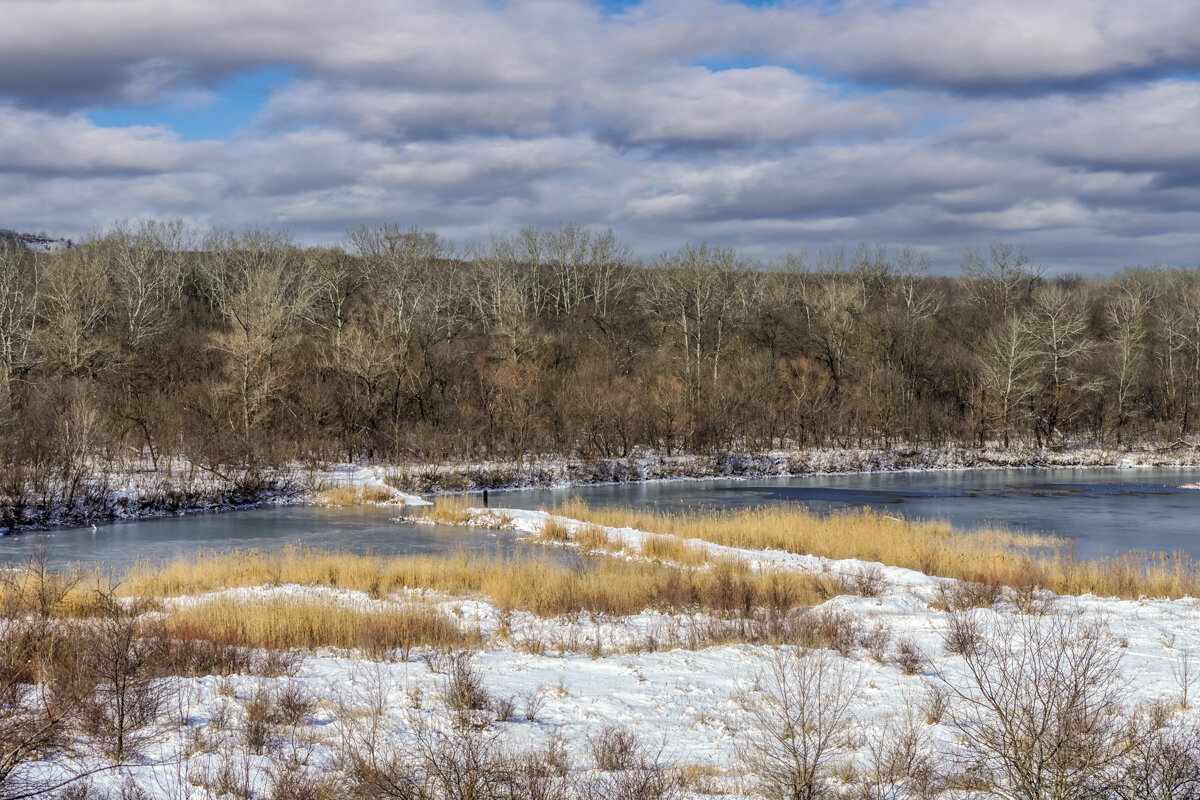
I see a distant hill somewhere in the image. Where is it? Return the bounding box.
[0,228,74,252]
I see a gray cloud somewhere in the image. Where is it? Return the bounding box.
[2,0,1200,272]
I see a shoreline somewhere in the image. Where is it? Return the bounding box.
[4,443,1200,535]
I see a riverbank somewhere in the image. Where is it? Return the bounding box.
[4,441,1200,535]
[380,442,1200,494]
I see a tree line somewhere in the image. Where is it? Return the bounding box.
[0,221,1197,482]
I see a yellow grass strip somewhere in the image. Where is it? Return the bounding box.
[546,499,1200,600]
[163,595,474,652]
[119,546,841,617]
[313,484,396,506]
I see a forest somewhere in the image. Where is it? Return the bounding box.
[0,220,1197,500]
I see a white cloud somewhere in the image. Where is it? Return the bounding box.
[3,0,1200,272]
[0,106,213,174]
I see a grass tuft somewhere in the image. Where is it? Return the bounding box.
[314,484,396,506]
[419,494,480,525]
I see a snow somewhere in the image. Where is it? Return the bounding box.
[309,462,430,506]
[28,505,1200,797]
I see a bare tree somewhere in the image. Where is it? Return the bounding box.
[1025,285,1099,444]
[642,243,753,404]
[84,589,169,763]
[200,229,312,454]
[962,241,1042,318]
[99,219,189,351]
[39,249,108,379]
[977,315,1038,447]
[0,244,38,413]
[738,648,860,800]
[1104,278,1151,444]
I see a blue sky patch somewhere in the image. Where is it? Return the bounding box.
[85,67,294,141]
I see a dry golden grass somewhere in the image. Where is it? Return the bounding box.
[418,493,505,525]
[576,523,617,551]
[0,564,130,619]
[537,517,572,543]
[314,484,396,506]
[638,536,708,566]
[163,595,474,652]
[423,493,476,523]
[546,499,1200,600]
[120,545,841,617]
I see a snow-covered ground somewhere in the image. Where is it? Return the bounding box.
[23,506,1200,797]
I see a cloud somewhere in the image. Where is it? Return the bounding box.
[0,106,213,175]
[2,0,1200,272]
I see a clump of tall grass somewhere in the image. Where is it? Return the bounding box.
[638,536,708,566]
[576,523,618,551]
[418,494,514,527]
[547,499,1200,600]
[313,484,396,506]
[537,517,572,543]
[163,595,475,653]
[421,493,478,524]
[536,519,623,553]
[122,546,843,618]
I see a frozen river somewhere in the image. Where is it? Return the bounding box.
[3,466,1200,570]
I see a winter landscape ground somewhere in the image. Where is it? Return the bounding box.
[5,484,1200,799]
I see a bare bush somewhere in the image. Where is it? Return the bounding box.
[491,695,516,723]
[521,687,545,722]
[83,590,171,763]
[443,651,492,727]
[1171,648,1196,710]
[276,681,318,728]
[588,725,645,772]
[857,710,938,800]
[1112,722,1200,800]
[267,758,342,800]
[858,621,893,662]
[1,620,92,796]
[939,611,1136,800]
[506,732,573,800]
[738,648,860,800]
[845,564,888,598]
[931,580,1002,611]
[348,713,509,800]
[941,609,986,657]
[919,682,950,726]
[891,637,930,676]
[577,765,680,800]
[244,685,281,755]
[787,607,863,656]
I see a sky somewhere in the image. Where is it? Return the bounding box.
[2,0,1200,272]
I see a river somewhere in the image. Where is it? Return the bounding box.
[2,466,1199,571]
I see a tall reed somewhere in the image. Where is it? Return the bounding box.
[546,500,1200,600]
[123,545,843,616]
